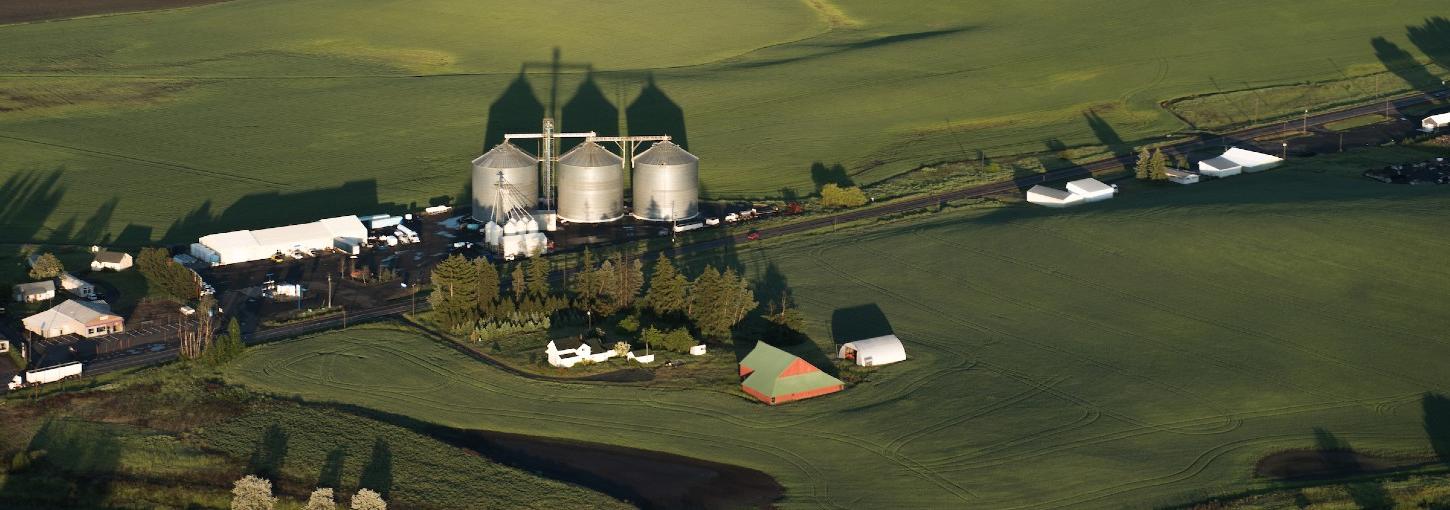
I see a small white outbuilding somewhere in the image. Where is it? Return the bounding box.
[838,335,907,367]
[1025,185,1084,207]
[1064,178,1116,202]
[1422,113,1450,132]
[1164,168,1200,185]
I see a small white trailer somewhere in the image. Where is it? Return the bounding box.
[8,361,83,390]
[672,222,705,233]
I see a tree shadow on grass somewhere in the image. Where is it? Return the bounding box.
[318,447,347,489]
[809,162,854,192]
[1083,110,1131,160]
[248,423,288,480]
[358,437,393,497]
[0,418,122,508]
[1407,17,1450,74]
[1371,36,1443,96]
[1422,393,1450,463]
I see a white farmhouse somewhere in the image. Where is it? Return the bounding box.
[545,337,618,368]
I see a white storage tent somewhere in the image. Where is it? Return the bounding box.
[1025,185,1083,207]
[1422,113,1450,132]
[1065,178,1115,202]
[838,335,907,367]
[191,216,367,266]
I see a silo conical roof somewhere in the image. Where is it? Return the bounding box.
[472,142,539,168]
[633,141,697,165]
[558,141,622,167]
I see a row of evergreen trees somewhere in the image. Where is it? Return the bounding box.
[427,249,758,340]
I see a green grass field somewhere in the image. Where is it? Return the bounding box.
[2,1,1449,245]
[225,145,1450,508]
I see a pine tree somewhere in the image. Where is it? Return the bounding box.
[475,259,500,317]
[429,255,479,329]
[644,257,688,318]
[686,265,722,334]
[509,264,525,300]
[1149,148,1169,181]
[525,257,550,299]
[1134,147,1152,180]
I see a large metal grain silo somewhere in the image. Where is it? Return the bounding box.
[556,141,624,223]
[471,142,539,222]
[631,141,699,221]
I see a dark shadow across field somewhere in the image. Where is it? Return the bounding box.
[296,401,783,510]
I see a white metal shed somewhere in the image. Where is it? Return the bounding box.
[838,335,907,367]
[1025,185,1083,207]
[1065,178,1115,202]
[1422,113,1450,132]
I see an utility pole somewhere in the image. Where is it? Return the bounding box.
[1339,132,1344,153]
[1281,142,1288,159]
[1302,109,1309,134]
[327,274,334,309]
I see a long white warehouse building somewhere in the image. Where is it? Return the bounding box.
[191,216,367,266]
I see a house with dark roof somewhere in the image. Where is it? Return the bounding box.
[12,280,56,303]
[738,342,844,405]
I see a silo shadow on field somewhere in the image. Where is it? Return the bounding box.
[560,72,619,153]
[482,69,547,153]
[626,72,687,149]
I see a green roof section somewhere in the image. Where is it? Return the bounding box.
[740,342,844,398]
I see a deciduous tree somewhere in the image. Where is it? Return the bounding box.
[1148,148,1169,181]
[350,488,386,510]
[305,488,336,510]
[27,252,63,280]
[231,475,276,510]
[820,183,868,207]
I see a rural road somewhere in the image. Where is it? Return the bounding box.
[65,87,1450,380]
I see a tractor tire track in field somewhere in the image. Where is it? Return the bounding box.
[1019,216,1450,346]
[1017,430,1428,510]
[910,225,1450,396]
[929,392,1423,472]
[897,228,1340,401]
[0,131,286,187]
[808,243,1240,435]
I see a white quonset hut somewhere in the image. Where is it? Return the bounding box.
[1422,113,1450,132]
[190,216,367,266]
[1198,147,1283,177]
[838,335,907,367]
[1065,178,1116,202]
[1025,185,1084,207]
[1164,168,1200,185]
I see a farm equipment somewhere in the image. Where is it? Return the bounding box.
[8,361,83,390]
[783,202,804,215]
[746,231,761,241]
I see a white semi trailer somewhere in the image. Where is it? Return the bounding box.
[7,361,83,390]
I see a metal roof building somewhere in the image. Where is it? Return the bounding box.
[1422,112,1450,132]
[13,280,55,303]
[1025,185,1084,207]
[837,335,907,367]
[1065,178,1115,202]
[739,342,844,405]
[23,299,123,338]
[190,216,367,266]
[1199,147,1282,176]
